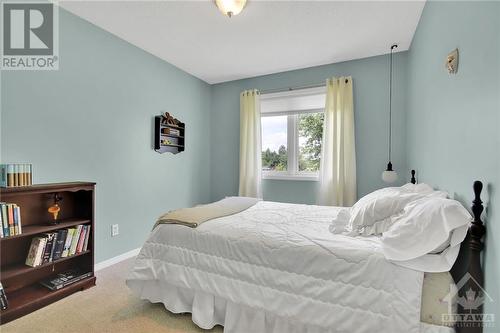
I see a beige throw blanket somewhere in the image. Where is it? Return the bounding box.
[155,196,260,228]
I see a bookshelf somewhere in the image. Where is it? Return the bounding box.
[154,115,185,154]
[0,182,96,324]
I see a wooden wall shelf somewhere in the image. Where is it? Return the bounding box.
[0,182,96,324]
[154,114,185,154]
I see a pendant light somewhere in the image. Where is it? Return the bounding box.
[382,44,399,183]
[215,0,247,17]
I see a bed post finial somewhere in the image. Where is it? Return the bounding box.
[451,181,486,332]
[410,170,416,184]
[470,181,485,251]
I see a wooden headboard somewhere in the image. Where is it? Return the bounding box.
[410,170,486,333]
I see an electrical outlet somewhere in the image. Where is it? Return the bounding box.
[111,224,119,237]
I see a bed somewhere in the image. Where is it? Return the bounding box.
[127,175,486,333]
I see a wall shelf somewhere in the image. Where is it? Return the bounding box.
[154,114,185,154]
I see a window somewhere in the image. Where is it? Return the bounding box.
[261,115,288,172]
[260,87,325,180]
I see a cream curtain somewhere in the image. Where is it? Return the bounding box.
[238,90,262,198]
[318,77,357,206]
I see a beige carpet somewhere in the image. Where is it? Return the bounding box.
[2,258,223,333]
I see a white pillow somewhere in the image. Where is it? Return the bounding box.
[328,208,351,234]
[336,183,437,235]
[382,197,471,272]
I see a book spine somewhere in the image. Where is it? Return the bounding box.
[35,238,47,266]
[52,229,67,261]
[14,206,21,234]
[28,164,33,185]
[83,225,91,251]
[0,165,6,188]
[42,234,55,264]
[25,237,41,267]
[13,164,19,187]
[48,232,58,262]
[12,205,20,235]
[61,272,92,288]
[0,282,8,310]
[1,204,9,237]
[19,164,25,186]
[0,207,3,238]
[61,228,75,258]
[69,225,82,256]
[23,164,29,186]
[76,226,86,253]
[7,164,14,187]
[7,204,15,235]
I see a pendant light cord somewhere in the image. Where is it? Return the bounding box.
[389,44,397,163]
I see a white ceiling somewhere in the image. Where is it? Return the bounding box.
[59,0,425,84]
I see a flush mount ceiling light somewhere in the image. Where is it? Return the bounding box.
[215,0,247,18]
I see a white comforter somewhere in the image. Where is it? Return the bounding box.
[127,201,425,333]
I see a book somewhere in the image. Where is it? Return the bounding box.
[25,237,46,267]
[39,269,92,291]
[0,282,8,310]
[49,232,58,262]
[76,225,87,253]
[61,228,76,258]
[83,225,91,251]
[0,203,22,237]
[7,204,15,235]
[19,164,25,186]
[0,165,6,188]
[0,163,33,187]
[13,165,19,186]
[26,164,33,185]
[42,233,56,264]
[52,229,68,261]
[13,205,21,235]
[7,165,14,187]
[36,237,47,266]
[0,208,3,238]
[69,225,83,256]
[0,203,9,237]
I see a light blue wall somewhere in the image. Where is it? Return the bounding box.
[210,53,409,203]
[406,1,500,329]
[3,9,498,328]
[0,9,212,262]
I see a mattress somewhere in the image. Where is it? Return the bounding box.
[127,201,455,333]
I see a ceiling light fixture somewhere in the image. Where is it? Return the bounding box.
[215,0,247,18]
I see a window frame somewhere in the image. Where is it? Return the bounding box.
[261,108,324,181]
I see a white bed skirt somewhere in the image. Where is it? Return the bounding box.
[127,279,454,333]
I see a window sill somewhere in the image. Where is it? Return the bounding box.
[262,174,319,181]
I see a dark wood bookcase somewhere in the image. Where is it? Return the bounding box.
[154,115,185,154]
[0,182,96,324]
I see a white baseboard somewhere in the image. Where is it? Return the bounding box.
[95,247,141,271]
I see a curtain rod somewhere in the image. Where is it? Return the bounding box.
[259,78,349,95]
